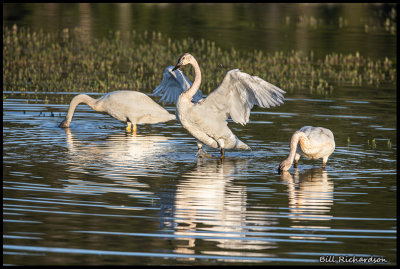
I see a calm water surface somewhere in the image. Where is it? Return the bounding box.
[3,89,396,265]
[3,3,397,266]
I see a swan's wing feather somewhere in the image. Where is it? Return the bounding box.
[201,69,285,125]
[153,66,203,104]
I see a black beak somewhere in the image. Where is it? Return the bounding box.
[172,64,181,71]
[172,56,184,71]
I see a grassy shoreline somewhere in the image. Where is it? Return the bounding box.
[3,25,396,103]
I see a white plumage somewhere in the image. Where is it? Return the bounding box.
[154,53,286,158]
[154,66,204,104]
[60,66,204,133]
[279,126,335,171]
[59,90,175,132]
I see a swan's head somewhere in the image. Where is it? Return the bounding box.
[278,159,292,173]
[172,53,193,71]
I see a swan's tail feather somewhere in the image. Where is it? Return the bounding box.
[235,139,251,150]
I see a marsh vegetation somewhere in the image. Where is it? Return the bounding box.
[3,24,396,104]
[3,3,397,266]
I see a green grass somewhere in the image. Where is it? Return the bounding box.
[3,25,397,104]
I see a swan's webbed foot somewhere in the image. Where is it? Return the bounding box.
[196,148,212,158]
[126,122,132,132]
[126,123,137,135]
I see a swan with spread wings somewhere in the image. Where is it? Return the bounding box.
[154,53,286,158]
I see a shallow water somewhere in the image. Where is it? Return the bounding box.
[3,88,396,265]
[2,2,397,266]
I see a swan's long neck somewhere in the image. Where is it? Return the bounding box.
[185,57,202,99]
[63,94,98,125]
[286,131,310,164]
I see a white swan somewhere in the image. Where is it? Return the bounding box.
[279,126,335,171]
[59,67,203,132]
[58,91,175,132]
[154,53,286,158]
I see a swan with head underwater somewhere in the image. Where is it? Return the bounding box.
[154,53,286,158]
[278,126,335,172]
[58,67,202,133]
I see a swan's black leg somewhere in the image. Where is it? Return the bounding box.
[220,148,225,159]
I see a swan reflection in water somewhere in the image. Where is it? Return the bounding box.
[62,128,174,197]
[166,158,279,261]
[280,168,334,240]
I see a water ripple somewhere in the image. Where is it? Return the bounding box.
[3,244,318,263]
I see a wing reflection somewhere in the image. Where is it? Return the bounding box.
[169,158,278,260]
[280,168,334,240]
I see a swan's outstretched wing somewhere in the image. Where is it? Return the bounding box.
[200,69,286,125]
[153,66,203,104]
